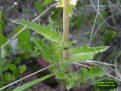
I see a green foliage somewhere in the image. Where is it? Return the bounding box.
[11,19,63,43]
[0,60,11,79]
[13,74,53,91]
[68,45,109,61]
[15,26,33,53]
[3,72,14,82]
[104,29,117,43]
[80,67,89,82]
[80,66,104,82]
[43,0,53,5]
[0,58,27,89]
[69,45,109,55]
[34,1,44,12]
[66,72,81,89]
[0,11,6,46]
[19,65,27,74]
[89,66,104,78]
[9,64,17,73]
[11,18,109,90]
[0,11,6,59]
[47,17,57,31]
[31,37,55,62]
[10,1,110,90]
[0,10,11,59]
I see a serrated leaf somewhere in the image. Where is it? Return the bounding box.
[70,52,95,61]
[69,45,109,61]
[11,20,63,43]
[69,45,109,55]
[13,74,53,91]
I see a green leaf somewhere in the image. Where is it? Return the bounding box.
[70,52,95,61]
[55,0,63,7]
[34,2,44,12]
[15,26,33,52]
[13,74,53,91]
[93,67,104,77]
[44,0,53,5]
[55,70,65,79]
[0,11,10,59]
[0,60,11,72]
[69,45,109,61]
[11,20,63,43]
[104,31,117,43]
[9,64,17,73]
[80,68,89,82]
[19,65,27,74]
[80,66,105,82]
[3,72,15,81]
[89,66,104,80]
[31,37,54,62]
[0,11,6,45]
[47,17,56,31]
[0,11,5,44]
[67,78,74,90]
[66,72,81,89]
[13,57,21,64]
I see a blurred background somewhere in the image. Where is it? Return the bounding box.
[0,0,121,91]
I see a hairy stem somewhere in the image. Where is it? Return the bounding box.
[63,0,69,59]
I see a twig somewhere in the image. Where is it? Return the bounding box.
[89,0,100,15]
[88,0,100,45]
[89,12,121,43]
[74,62,91,68]
[85,60,115,67]
[73,60,115,67]
[107,0,116,24]
[0,64,55,91]
[86,4,120,8]
[1,3,58,49]
[105,73,121,82]
[114,51,121,80]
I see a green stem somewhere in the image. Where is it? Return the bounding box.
[63,0,69,59]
